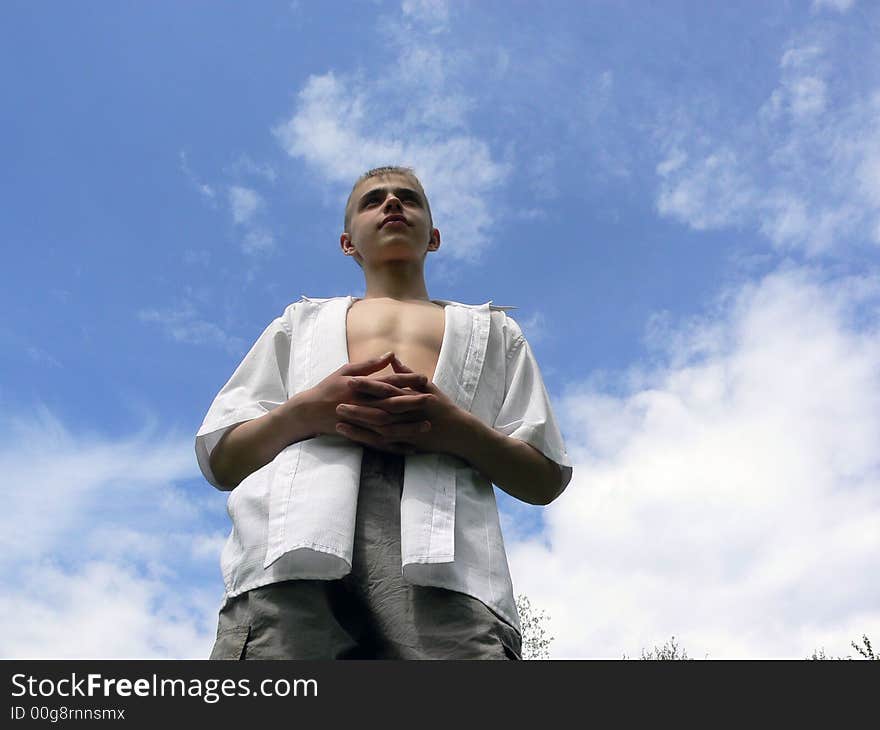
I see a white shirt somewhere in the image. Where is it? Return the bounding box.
[195,295,573,634]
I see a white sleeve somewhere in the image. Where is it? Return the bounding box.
[493,328,573,495]
[194,315,292,490]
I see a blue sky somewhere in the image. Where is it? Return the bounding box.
[2,0,879,658]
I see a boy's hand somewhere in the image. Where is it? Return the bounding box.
[303,352,429,455]
[334,355,466,456]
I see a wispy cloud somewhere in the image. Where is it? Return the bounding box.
[812,0,855,12]
[179,150,217,205]
[401,0,449,32]
[228,185,263,225]
[509,263,880,658]
[242,228,275,256]
[224,154,278,184]
[138,299,245,354]
[655,146,756,231]
[653,28,880,255]
[180,153,277,258]
[518,310,549,345]
[227,186,277,256]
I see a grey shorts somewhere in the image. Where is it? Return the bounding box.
[210,446,522,660]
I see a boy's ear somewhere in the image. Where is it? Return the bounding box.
[428,227,441,251]
[340,232,353,254]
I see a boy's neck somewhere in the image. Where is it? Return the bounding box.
[360,265,431,302]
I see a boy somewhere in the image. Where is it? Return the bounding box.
[195,166,573,659]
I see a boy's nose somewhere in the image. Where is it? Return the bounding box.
[383,195,403,212]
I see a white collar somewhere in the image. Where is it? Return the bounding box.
[299,294,517,311]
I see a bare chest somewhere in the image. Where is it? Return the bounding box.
[346,299,446,382]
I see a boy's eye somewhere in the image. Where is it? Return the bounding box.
[362,192,420,208]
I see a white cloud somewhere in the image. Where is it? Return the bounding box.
[191,532,229,562]
[228,185,263,224]
[0,405,194,563]
[656,146,756,231]
[763,42,830,124]
[0,405,225,658]
[788,75,828,117]
[655,147,687,178]
[509,263,880,658]
[0,560,217,659]
[780,44,825,71]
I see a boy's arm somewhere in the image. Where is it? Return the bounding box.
[209,390,317,490]
[445,410,564,506]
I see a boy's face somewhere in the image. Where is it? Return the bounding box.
[341,173,440,268]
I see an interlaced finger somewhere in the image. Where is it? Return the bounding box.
[348,375,425,399]
[373,372,427,389]
[337,402,428,427]
[345,416,430,441]
[347,392,431,414]
[335,422,417,455]
[347,378,401,399]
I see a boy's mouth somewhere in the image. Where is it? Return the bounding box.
[380,215,408,228]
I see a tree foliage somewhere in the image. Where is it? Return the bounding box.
[515,594,554,660]
[515,595,876,661]
[622,635,699,660]
[808,634,877,660]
